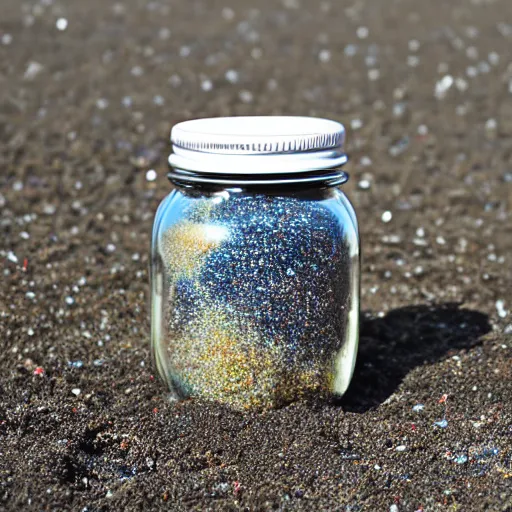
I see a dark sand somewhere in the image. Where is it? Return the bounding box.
[1,0,511,510]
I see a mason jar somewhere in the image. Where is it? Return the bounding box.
[151,117,360,409]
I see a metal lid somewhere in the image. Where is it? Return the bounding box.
[168,117,348,181]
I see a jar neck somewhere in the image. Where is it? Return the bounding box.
[167,166,349,191]
[168,179,345,202]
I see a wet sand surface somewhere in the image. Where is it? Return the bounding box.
[1,0,511,510]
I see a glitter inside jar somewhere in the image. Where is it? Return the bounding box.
[151,117,360,409]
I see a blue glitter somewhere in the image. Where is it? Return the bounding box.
[197,194,350,359]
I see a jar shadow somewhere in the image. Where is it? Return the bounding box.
[338,302,491,413]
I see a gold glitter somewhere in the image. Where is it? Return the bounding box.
[168,307,334,409]
[170,309,281,409]
[160,221,228,278]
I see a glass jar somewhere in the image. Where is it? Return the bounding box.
[151,117,360,409]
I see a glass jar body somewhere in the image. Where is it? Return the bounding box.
[151,183,360,409]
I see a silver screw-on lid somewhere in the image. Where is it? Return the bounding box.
[171,116,345,155]
[168,116,348,183]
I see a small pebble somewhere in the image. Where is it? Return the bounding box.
[24,61,44,80]
[318,49,331,63]
[495,299,507,318]
[225,69,239,83]
[357,26,369,39]
[381,211,393,223]
[56,18,68,31]
[96,98,109,110]
[350,118,363,130]
[201,79,213,92]
[221,7,235,20]
[7,251,18,263]
[239,90,254,103]
[435,75,453,99]
[71,388,81,396]
[146,169,157,182]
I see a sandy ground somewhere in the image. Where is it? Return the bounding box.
[0,0,511,510]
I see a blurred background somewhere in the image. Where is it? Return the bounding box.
[2,0,511,317]
[1,0,511,510]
